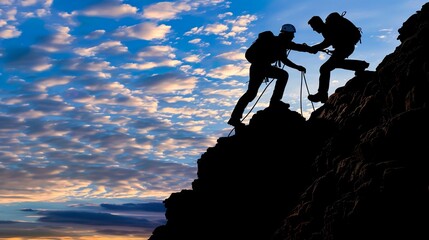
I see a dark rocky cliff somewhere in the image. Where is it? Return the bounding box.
[149,3,429,240]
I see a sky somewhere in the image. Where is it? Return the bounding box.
[0,0,426,239]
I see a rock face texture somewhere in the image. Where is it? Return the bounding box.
[149,3,429,240]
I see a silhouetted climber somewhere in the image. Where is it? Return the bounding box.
[228,24,315,128]
[307,12,370,103]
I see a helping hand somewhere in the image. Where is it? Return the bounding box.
[308,46,318,54]
[297,65,306,73]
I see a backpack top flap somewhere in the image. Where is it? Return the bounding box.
[245,31,276,63]
[258,30,275,40]
[326,12,361,45]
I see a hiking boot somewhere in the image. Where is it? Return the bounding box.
[269,100,290,108]
[308,92,328,103]
[227,118,245,127]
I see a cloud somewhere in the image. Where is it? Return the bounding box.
[3,47,52,72]
[49,26,74,45]
[113,22,171,40]
[100,202,166,212]
[136,45,177,60]
[226,14,257,33]
[62,58,116,74]
[74,41,128,57]
[204,23,229,35]
[160,106,219,120]
[216,50,246,61]
[206,63,249,79]
[0,222,63,238]
[183,13,257,44]
[0,220,17,224]
[31,76,74,92]
[0,25,21,39]
[136,72,197,94]
[188,38,201,44]
[121,59,181,70]
[38,210,158,227]
[374,28,394,40]
[183,53,210,63]
[0,201,164,238]
[142,0,228,20]
[0,222,148,239]
[119,45,181,71]
[230,14,257,26]
[201,87,244,98]
[0,0,13,6]
[218,12,233,19]
[163,96,195,103]
[184,26,204,36]
[85,29,106,39]
[80,0,138,18]
[1,6,17,21]
[21,0,38,7]
[142,1,192,20]
[20,208,37,212]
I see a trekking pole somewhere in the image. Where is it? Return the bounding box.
[300,71,303,115]
[228,60,283,137]
[241,77,273,121]
[227,76,274,137]
[301,72,315,114]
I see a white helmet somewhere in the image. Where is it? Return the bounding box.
[281,24,296,33]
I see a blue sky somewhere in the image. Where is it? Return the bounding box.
[0,0,426,239]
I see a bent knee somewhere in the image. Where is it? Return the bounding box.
[243,91,258,101]
[279,71,289,80]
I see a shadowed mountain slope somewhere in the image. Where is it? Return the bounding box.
[149,3,429,240]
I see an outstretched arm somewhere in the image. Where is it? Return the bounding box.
[281,57,306,73]
[311,39,330,51]
[289,42,316,53]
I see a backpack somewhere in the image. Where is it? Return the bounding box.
[325,11,362,45]
[245,30,276,63]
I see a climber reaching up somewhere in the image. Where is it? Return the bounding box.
[228,23,316,128]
